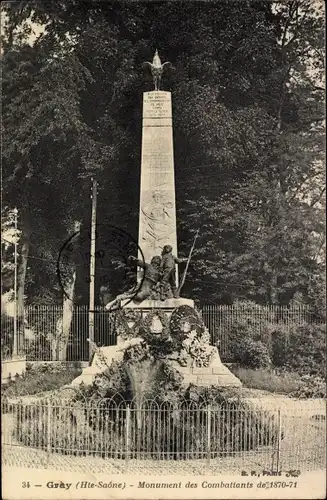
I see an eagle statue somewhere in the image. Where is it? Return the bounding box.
[142,49,172,91]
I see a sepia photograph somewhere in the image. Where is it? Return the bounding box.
[1,1,326,499]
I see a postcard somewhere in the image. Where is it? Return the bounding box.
[1,1,325,499]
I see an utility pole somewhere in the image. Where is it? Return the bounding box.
[89,179,98,361]
[13,207,18,357]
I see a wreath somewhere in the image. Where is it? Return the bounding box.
[139,309,171,345]
[178,328,216,367]
[114,309,143,340]
[169,305,203,348]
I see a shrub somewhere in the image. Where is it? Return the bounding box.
[270,326,289,367]
[151,362,184,404]
[25,337,51,361]
[229,320,254,352]
[14,399,126,458]
[14,386,281,459]
[283,324,326,377]
[27,362,79,374]
[92,360,130,400]
[258,323,326,378]
[233,337,271,369]
[1,312,14,358]
[2,363,82,397]
[289,375,326,399]
[227,301,272,341]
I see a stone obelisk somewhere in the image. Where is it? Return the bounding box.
[138,51,178,273]
[138,91,178,265]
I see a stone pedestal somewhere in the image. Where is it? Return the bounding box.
[1,356,26,385]
[167,350,242,388]
[72,339,241,388]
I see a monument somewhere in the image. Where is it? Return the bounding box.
[72,50,241,388]
[132,49,192,308]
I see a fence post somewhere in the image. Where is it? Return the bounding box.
[275,409,282,473]
[125,405,130,473]
[46,399,51,468]
[206,404,211,468]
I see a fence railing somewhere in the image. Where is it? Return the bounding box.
[1,306,116,362]
[1,396,325,473]
[1,304,325,362]
[201,304,325,361]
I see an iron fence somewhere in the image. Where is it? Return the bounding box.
[201,304,325,361]
[1,304,325,362]
[1,306,116,362]
[1,396,325,474]
[1,314,25,359]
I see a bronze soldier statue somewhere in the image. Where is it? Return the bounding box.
[159,245,187,300]
[105,255,162,311]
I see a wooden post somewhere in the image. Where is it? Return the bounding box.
[89,179,98,361]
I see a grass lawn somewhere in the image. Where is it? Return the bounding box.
[229,365,302,394]
[1,363,82,397]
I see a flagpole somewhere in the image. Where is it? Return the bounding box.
[177,229,199,296]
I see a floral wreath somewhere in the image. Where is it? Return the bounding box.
[114,309,143,339]
[139,309,171,344]
[178,327,216,367]
[169,305,203,346]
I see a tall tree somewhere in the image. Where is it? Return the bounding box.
[2,22,96,356]
[178,0,325,305]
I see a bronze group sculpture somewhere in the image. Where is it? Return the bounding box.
[105,244,188,309]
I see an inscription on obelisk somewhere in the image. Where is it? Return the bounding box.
[138,91,178,268]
